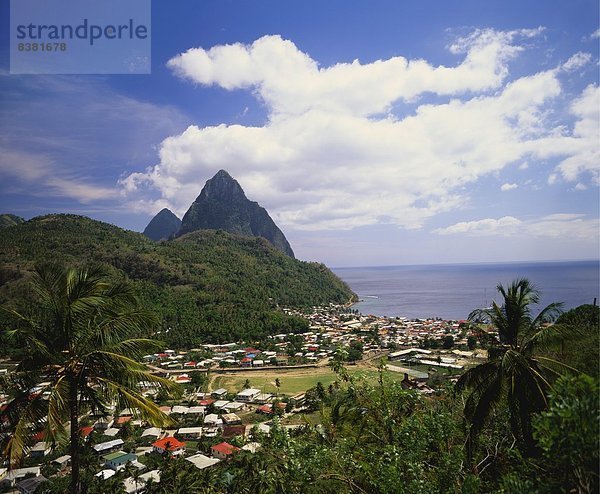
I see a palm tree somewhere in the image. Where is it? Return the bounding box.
[0,264,178,493]
[455,278,573,461]
[274,377,281,397]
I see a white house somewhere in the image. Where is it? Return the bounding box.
[236,388,261,402]
[185,453,220,470]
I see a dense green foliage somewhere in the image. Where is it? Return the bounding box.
[0,214,355,349]
[551,304,600,377]
[34,365,598,493]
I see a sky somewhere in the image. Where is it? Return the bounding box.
[0,0,598,267]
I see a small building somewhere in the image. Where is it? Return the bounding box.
[115,416,132,427]
[241,442,261,453]
[256,404,273,415]
[254,393,273,404]
[185,453,220,470]
[94,417,114,430]
[221,413,242,426]
[211,442,240,460]
[104,451,138,471]
[80,426,94,438]
[214,400,230,410]
[53,455,71,469]
[176,427,203,440]
[29,441,51,458]
[141,427,161,439]
[93,439,125,455]
[16,475,48,494]
[103,427,120,437]
[211,388,228,399]
[152,436,185,456]
[236,388,261,402]
[222,401,245,411]
[95,469,116,480]
[222,425,246,439]
[203,413,220,426]
[0,467,41,488]
[123,469,160,494]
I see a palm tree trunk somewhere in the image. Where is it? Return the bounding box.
[69,377,81,494]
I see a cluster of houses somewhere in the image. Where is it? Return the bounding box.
[0,385,300,493]
[0,304,491,492]
[284,304,490,354]
[143,347,290,372]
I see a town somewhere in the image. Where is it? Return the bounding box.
[0,304,492,492]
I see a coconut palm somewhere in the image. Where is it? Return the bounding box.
[455,278,574,461]
[0,264,178,493]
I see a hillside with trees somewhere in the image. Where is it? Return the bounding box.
[0,214,356,350]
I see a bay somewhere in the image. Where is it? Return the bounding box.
[333,260,599,320]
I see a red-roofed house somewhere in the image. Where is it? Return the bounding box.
[256,405,272,415]
[199,398,215,406]
[32,430,46,442]
[79,426,94,438]
[211,442,240,460]
[115,416,131,427]
[152,436,185,456]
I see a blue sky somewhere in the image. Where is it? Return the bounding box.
[0,0,598,266]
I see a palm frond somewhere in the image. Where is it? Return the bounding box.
[45,376,69,444]
[523,322,585,354]
[94,377,175,427]
[531,302,564,328]
[455,361,500,394]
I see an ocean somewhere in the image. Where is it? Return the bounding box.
[333,260,599,320]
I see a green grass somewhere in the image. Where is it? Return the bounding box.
[211,368,402,396]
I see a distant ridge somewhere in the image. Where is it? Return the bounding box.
[143,208,181,241]
[0,214,25,229]
[177,170,295,257]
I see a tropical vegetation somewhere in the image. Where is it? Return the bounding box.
[0,264,178,493]
[0,214,356,351]
[1,266,597,493]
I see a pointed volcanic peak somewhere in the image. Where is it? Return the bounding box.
[143,208,182,241]
[178,170,295,258]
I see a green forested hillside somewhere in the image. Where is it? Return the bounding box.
[0,214,24,229]
[0,214,356,348]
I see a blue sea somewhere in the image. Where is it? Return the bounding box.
[333,260,600,320]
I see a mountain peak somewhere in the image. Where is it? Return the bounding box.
[178,171,295,257]
[143,208,181,241]
[199,169,247,202]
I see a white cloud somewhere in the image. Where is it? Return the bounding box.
[435,214,598,239]
[555,85,600,184]
[122,30,598,230]
[434,216,522,236]
[167,30,534,117]
[500,183,518,191]
[560,52,592,72]
[587,28,600,40]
